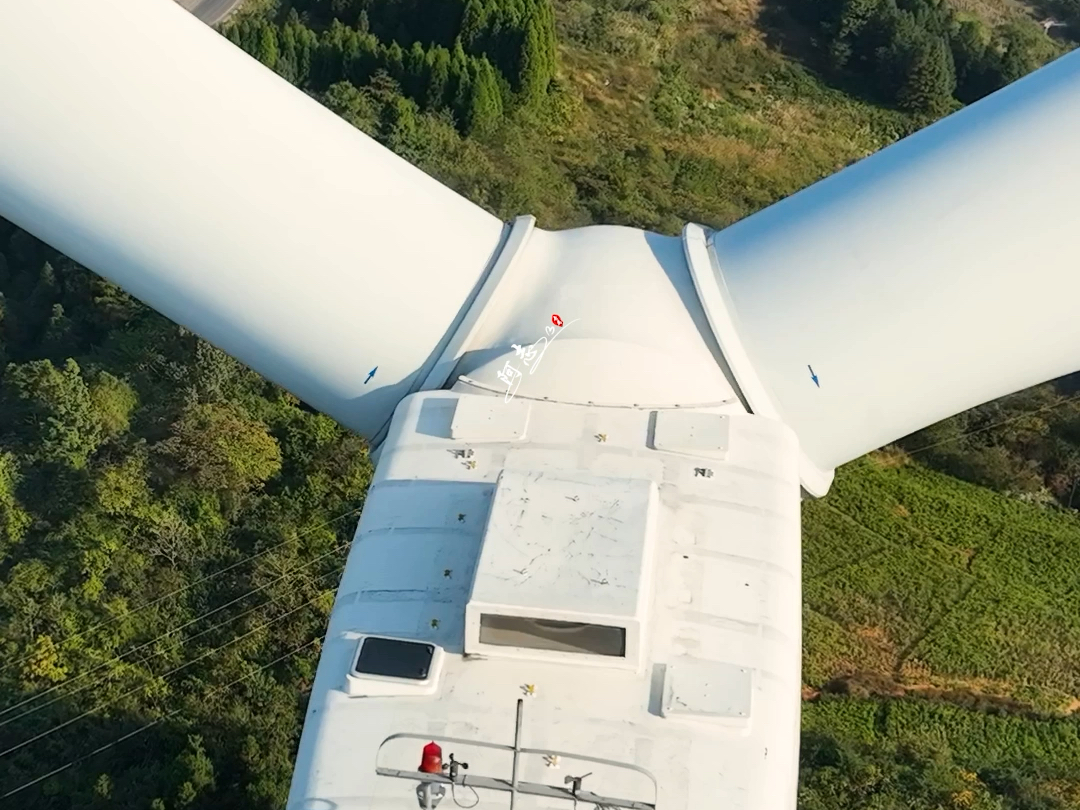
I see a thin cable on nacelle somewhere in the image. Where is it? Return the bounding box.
[0,560,346,729]
[0,636,321,800]
[452,783,481,808]
[0,587,335,762]
[0,504,362,677]
[905,391,1080,456]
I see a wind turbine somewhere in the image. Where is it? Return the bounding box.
[2,1,1079,807]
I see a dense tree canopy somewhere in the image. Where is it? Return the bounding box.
[0,218,371,807]
[222,0,556,134]
[790,0,1062,112]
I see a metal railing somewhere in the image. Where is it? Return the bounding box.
[376,699,658,809]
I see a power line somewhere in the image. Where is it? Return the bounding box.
[0,560,346,730]
[0,635,321,801]
[0,504,362,677]
[0,586,335,762]
[0,541,349,721]
[905,391,1080,456]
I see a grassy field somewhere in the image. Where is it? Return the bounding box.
[804,451,1080,716]
[801,694,1080,806]
[460,0,921,232]
[801,451,1080,806]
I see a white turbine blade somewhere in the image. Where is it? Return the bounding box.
[0,0,505,440]
[705,50,1080,472]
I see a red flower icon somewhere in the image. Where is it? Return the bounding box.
[552,314,563,327]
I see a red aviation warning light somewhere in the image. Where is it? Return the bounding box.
[419,741,444,774]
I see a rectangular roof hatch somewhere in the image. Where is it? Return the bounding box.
[661,658,753,730]
[464,469,658,670]
[450,395,530,441]
[652,411,731,458]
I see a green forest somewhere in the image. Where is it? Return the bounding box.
[790,0,1060,112]
[0,219,372,807]
[1,0,1078,806]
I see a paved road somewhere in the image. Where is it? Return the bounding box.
[175,0,244,26]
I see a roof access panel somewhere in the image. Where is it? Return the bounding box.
[468,469,659,620]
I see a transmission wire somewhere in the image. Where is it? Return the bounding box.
[0,635,321,800]
[0,560,346,729]
[904,391,1080,456]
[0,586,335,761]
[0,504,362,676]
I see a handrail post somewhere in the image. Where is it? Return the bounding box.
[510,699,523,810]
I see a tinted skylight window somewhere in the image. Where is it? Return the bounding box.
[354,637,435,680]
